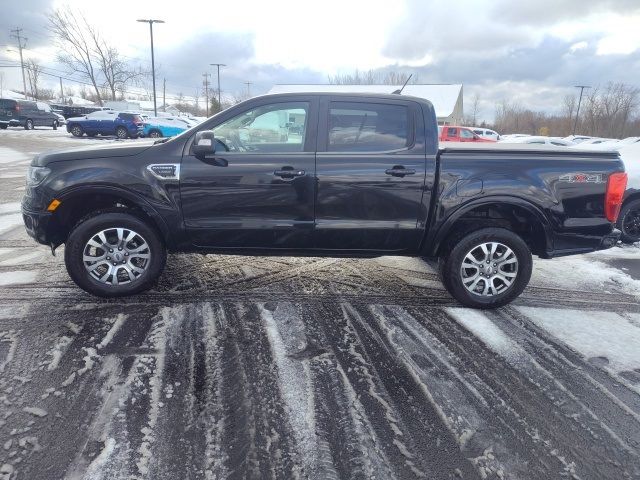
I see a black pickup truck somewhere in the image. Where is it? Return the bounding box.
[22,93,627,308]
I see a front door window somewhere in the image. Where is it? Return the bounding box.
[212,102,308,153]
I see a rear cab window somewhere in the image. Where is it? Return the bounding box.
[327,102,410,152]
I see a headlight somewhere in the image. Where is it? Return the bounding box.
[26,166,51,186]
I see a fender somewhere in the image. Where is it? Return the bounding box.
[423,195,554,257]
[56,184,176,249]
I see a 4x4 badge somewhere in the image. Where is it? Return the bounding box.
[559,173,604,184]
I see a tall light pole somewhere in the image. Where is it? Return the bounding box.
[210,63,226,110]
[137,19,165,116]
[573,85,591,136]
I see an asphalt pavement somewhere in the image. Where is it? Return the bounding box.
[1,127,639,480]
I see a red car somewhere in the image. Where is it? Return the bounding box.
[439,126,496,142]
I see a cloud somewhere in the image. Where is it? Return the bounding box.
[491,0,640,26]
[0,0,54,49]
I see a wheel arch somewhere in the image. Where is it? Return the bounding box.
[47,186,174,250]
[425,196,553,258]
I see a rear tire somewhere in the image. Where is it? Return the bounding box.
[148,130,162,138]
[115,126,128,139]
[64,212,166,297]
[440,227,532,309]
[24,119,34,130]
[618,199,640,244]
[0,124,7,130]
[70,125,84,137]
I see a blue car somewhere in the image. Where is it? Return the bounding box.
[142,117,189,138]
[66,111,144,139]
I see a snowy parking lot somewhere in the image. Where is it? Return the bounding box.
[0,128,639,479]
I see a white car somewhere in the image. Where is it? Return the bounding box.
[573,136,639,151]
[471,127,500,141]
[499,136,575,146]
[562,135,594,144]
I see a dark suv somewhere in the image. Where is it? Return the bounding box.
[0,99,62,130]
[66,111,144,139]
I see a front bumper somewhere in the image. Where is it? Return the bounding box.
[22,207,52,246]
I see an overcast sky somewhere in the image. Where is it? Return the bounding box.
[1,0,639,121]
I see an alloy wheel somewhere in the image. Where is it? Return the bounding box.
[82,227,151,285]
[460,241,519,296]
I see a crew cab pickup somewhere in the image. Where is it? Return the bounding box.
[22,93,627,308]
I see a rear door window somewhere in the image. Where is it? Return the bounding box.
[328,102,410,152]
[447,127,457,137]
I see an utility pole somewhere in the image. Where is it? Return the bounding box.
[210,63,226,109]
[137,19,165,116]
[163,78,166,112]
[202,73,211,117]
[59,77,64,104]
[245,81,252,98]
[9,27,28,100]
[573,85,591,136]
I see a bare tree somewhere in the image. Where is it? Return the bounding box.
[92,39,146,101]
[26,59,43,100]
[328,69,416,85]
[463,93,481,125]
[49,7,104,105]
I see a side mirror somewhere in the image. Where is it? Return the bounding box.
[193,130,216,159]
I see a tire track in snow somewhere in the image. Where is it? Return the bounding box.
[260,302,339,480]
[310,302,479,479]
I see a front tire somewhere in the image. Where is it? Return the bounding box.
[24,119,34,130]
[53,120,58,130]
[148,130,162,138]
[440,228,532,309]
[64,212,166,297]
[70,125,83,137]
[618,199,640,244]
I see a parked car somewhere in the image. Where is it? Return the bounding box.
[499,136,575,147]
[562,135,594,144]
[0,99,63,130]
[22,92,626,308]
[66,111,144,139]
[439,126,496,142]
[617,143,640,243]
[142,117,189,138]
[471,127,500,141]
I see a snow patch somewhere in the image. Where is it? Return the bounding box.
[0,203,20,214]
[0,250,43,267]
[0,271,38,286]
[45,336,73,371]
[0,214,23,235]
[22,407,47,417]
[518,307,640,374]
[0,147,29,164]
[97,314,127,350]
[531,254,640,298]
[447,308,523,360]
